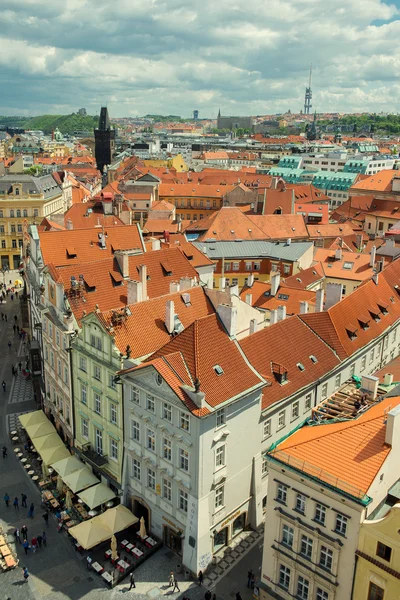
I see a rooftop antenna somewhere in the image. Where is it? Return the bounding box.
[304,65,312,115]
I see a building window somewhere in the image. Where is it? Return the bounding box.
[131,385,140,404]
[283,264,291,275]
[163,402,172,422]
[295,493,306,513]
[132,458,141,480]
[316,589,329,600]
[319,545,333,571]
[277,483,287,504]
[56,330,60,346]
[162,478,172,502]
[315,503,326,525]
[57,359,61,377]
[94,393,101,415]
[23,209,28,217]
[321,383,328,398]
[215,485,224,509]
[159,436,170,460]
[110,439,118,461]
[245,261,252,271]
[93,364,101,381]
[262,458,268,477]
[95,428,103,455]
[278,410,286,429]
[179,489,188,512]
[180,412,190,431]
[335,513,348,536]
[81,418,89,439]
[10,210,14,218]
[146,394,155,412]
[304,394,312,411]
[12,239,17,248]
[90,334,102,350]
[300,534,313,559]
[110,403,117,425]
[297,575,309,600]
[147,429,155,452]
[263,419,271,438]
[232,262,240,271]
[350,363,355,378]
[253,261,260,270]
[11,224,16,233]
[147,468,155,490]
[81,384,87,405]
[334,374,341,389]
[376,541,392,562]
[279,565,290,590]
[179,448,189,471]
[368,582,384,600]
[79,356,87,372]
[216,445,225,468]
[64,367,68,384]
[50,351,54,368]
[34,209,39,217]
[281,524,294,548]
[291,401,299,420]
[109,373,116,389]
[370,349,375,364]
[131,420,140,442]
[1,240,5,249]
[361,356,366,371]
[216,408,226,428]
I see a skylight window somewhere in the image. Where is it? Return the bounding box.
[309,355,318,364]
[343,262,354,270]
[297,362,305,371]
[346,328,358,341]
[213,365,224,376]
[278,293,289,300]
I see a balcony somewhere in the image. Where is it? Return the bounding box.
[81,443,108,467]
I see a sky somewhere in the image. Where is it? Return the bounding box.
[0,0,400,118]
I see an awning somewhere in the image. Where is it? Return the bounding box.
[34,433,65,453]
[52,455,84,478]
[40,445,70,466]
[97,504,138,534]
[19,410,48,428]
[77,483,116,510]
[26,420,56,440]
[63,467,99,493]
[69,519,113,550]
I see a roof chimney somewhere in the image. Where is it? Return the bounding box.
[325,282,343,309]
[373,272,379,285]
[219,277,226,290]
[286,238,291,246]
[249,319,258,335]
[370,245,376,267]
[165,300,175,334]
[300,300,309,314]
[356,233,363,251]
[385,405,400,446]
[270,271,281,296]
[335,247,342,260]
[115,250,129,279]
[180,276,193,291]
[269,309,278,325]
[66,218,73,230]
[229,283,239,297]
[217,304,237,337]
[315,288,325,313]
[139,264,148,300]
[245,293,252,305]
[152,239,161,251]
[127,280,143,304]
[247,273,254,288]
[170,281,180,293]
[277,305,287,322]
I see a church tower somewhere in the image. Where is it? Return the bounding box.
[94,106,116,174]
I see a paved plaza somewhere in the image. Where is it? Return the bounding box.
[0,290,262,600]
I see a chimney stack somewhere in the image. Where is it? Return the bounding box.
[385,405,400,446]
[315,288,325,313]
[139,264,148,300]
[219,277,226,290]
[180,276,193,291]
[170,281,180,293]
[269,309,278,325]
[286,238,291,246]
[356,233,363,251]
[152,239,161,251]
[66,218,73,230]
[370,245,376,267]
[217,304,237,338]
[335,247,342,260]
[277,305,287,321]
[245,293,252,305]
[127,280,143,305]
[249,319,258,335]
[115,251,129,279]
[300,301,309,314]
[270,271,281,296]
[325,282,343,309]
[247,273,254,288]
[165,300,175,334]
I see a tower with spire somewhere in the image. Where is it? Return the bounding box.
[94,106,116,174]
[304,66,312,115]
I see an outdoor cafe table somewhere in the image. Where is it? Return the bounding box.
[120,539,129,549]
[125,543,134,553]
[132,547,143,558]
[0,536,6,546]
[146,537,157,547]
[102,571,113,585]
[0,545,11,557]
[91,562,104,574]
[117,559,130,572]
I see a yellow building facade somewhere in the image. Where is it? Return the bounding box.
[353,503,400,600]
[144,153,188,172]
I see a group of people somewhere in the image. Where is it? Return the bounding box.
[4,492,34,517]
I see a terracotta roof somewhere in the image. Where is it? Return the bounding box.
[149,314,264,408]
[149,200,175,212]
[307,223,357,239]
[283,264,324,290]
[175,242,214,268]
[248,214,309,240]
[98,286,214,359]
[362,198,400,219]
[295,203,329,224]
[159,183,235,198]
[270,396,400,496]
[314,248,375,282]
[64,203,124,229]
[350,170,400,193]
[239,281,316,314]
[286,184,330,203]
[39,225,145,267]
[38,218,66,232]
[239,316,340,409]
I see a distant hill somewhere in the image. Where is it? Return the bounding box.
[0,113,116,135]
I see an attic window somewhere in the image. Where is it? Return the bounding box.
[343,262,353,270]
[66,247,77,258]
[278,293,289,300]
[309,355,318,364]
[297,362,305,372]
[160,261,173,276]
[346,327,358,341]
[358,319,370,331]
[369,310,380,322]
[272,362,288,385]
[378,304,389,315]
[213,365,224,376]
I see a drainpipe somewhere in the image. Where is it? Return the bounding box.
[350,553,358,599]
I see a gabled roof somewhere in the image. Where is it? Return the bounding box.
[314,248,375,282]
[239,316,340,409]
[350,170,400,193]
[149,314,264,408]
[307,222,357,239]
[64,203,124,229]
[248,214,309,240]
[239,281,316,314]
[283,263,324,290]
[159,183,235,198]
[270,396,400,497]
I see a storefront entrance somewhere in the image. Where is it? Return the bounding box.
[232,513,246,537]
[213,527,228,553]
[132,499,150,530]
[163,525,182,555]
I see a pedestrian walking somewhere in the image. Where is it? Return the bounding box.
[11,365,15,376]
[18,361,22,372]
[4,492,10,507]
[2,380,6,392]
[7,341,11,351]
[205,591,212,600]
[31,536,37,553]
[4,313,7,321]
[250,574,256,589]
[198,570,204,586]
[37,534,43,549]
[236,594,242,600]
[14,315,17,322]
[212,594,217,600]
[21,524,28,538]
[169,571,175,587]
[42,510,49,526]
[14,528,21,544]
[16,324,19,333]
[23,566,29,582]
[10,294,13,301]
[129,572,136,590]
[42,531,47,546]
[21,493,27,508]
[2,445,7,458]
[247,569,253,588]
[172,576,180,593]
[28,502,34,518]
[13,496,19,510]
[13,324,16,333]
[22,539,29,555]
[1,312,3,320]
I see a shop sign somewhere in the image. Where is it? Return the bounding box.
[219,509,240,530]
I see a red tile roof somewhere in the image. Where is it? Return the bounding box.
[313,248,375,282]
[282,264,324,290]
[351,170,400,193]
[64,203,125,229]
[159,183,235,198]
[248,214,309,240]
[307,223,358,239]
[239,281,316,314]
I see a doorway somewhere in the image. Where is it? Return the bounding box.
[132,498,150,530]
[163,526,182,555]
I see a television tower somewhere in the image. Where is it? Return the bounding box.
[304,65,312,115]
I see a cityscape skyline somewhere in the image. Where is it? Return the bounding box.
[1,0,400,118]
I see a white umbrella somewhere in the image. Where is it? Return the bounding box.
[139,516,147,539]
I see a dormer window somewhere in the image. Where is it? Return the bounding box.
[378,304,389,315]
[369,310,380,323]
[213,365,224,376]
[346,327,358,341]
[297,363,305,372]
[309,355,318,364]
[272,362,288,385]
[358,319,370,331]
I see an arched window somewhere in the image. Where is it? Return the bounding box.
[15,188,20,196]
[23,209,28,217]
[10,210,14,218]
[16,209,21,218]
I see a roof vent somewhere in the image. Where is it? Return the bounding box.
[213,365,224,376]
[309,355,318,364]
[297,362,305,371]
